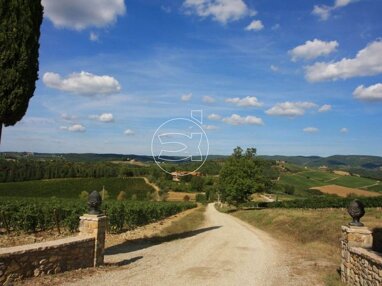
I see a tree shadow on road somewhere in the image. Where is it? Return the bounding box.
[105,256,144,267]
[106,226,222,255]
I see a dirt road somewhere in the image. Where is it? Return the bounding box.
[141,176,160,201]
[65,204,311,286]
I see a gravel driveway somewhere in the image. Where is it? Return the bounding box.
[64,203,313,286]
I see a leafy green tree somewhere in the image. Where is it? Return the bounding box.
[0,0,43,142]
[218,146,269,206]
[180,174,192,182]
[190,176,204,192]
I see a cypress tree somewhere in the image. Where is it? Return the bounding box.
[0,0,43,143]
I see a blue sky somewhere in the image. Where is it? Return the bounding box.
[3,0,382,156]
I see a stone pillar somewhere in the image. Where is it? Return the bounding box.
[341,225,373,283]
[79,214,107,267]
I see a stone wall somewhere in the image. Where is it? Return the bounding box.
[345,247,382,285]
[0,236,95,285]
[341,225,382,285]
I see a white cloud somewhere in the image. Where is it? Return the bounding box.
[183,0,253,24]
[208,113,222,120]
[266,101,317,117]
[340,127,348,133]
[43,71,121,95]
[290,39,338,61]
[42,0,126,31]
[20,117,54,126]
[245,20,264,31]
[181,93,192,101]
[89,32,99,41]
[202,124,218,130]
[124,129,135,136]
[161,6,172,13]
[312,5,331,21]
[305,41,382,82]
[335,0,351,8]
[312,0,353,21]
[61,113,77,121]
[303,127,319,133]
[318,104,332,112]
[89,113,114,122]
[353,83,382,101]
[225,96,262,107]
[270,65,279,72]
[203,95,216,103]
[271,24,280,31]
[222,114,264,126]
[60,124,86,132]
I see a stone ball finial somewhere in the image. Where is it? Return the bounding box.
[88,190,102,215]
[348,199,365,227]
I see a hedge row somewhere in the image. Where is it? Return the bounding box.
[242,196,382,209]
[0,198,196,233]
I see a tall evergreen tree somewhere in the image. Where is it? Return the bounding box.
[0,0,43,143]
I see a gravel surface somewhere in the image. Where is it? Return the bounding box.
[64,203,314,286]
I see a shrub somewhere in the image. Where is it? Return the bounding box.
[79,191,89,200]
[117,191,127,201]
[196,194,207,204]
[99,189,109,200]
[183,195,190,201]
[283,185,295,195]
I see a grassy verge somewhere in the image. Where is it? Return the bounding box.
[158,205,206,237]
[225,207,382,285]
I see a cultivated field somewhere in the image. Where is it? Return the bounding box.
[278,168,381,195]
[311,184,381,198]
[167,191,199,201]
[0,177,155,200]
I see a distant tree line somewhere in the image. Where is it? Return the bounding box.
[348,168,382,181]
[0,159,121,182]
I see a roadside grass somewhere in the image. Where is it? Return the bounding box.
[228,207,382,285]
[158,205,206,238]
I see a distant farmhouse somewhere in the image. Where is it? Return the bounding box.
[171,171,202,182]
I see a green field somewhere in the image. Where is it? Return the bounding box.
[297,170,338,182]
[0,177,155,200]
[278,173,326,194]
[0,197,196,233]
[329,176,377,188]
[278,169,381,195]
[367,184,382,192]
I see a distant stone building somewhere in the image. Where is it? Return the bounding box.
[171,171,202,182]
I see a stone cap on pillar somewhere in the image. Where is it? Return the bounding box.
[341,225,373,248]
[80,214,107,220]
[342,225,372,234]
